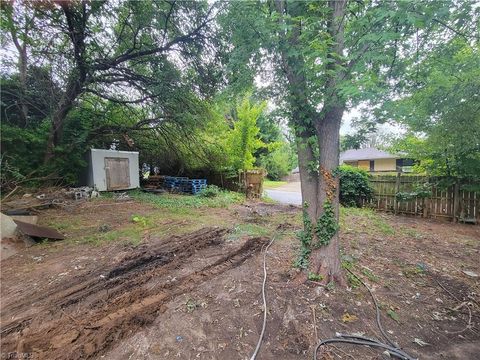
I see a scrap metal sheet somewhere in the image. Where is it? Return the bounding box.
[14,220,65,240]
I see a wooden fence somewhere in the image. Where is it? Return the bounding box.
[364,175,479,224]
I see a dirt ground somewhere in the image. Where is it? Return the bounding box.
[1,195,479,359]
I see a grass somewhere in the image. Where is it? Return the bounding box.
[261,194,278,204]
[263,180,287,189]
[227,223,272,241]
[68,190,243,246]
[128,189,244,209]
[340,206,395,236]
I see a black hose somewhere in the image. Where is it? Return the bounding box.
[344,267,397,347]
[313,334,416,360]
[312,269,417,360]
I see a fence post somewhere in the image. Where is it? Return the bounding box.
[394,171,401,214]
[453,180,460,223]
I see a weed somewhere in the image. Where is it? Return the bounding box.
[341,256,361,288]
[340,206,395,236]
[186,298,198,312]
[361,267,379,282]
[402,264,425,278]
[185,298,206,312]
[403,228,423,239]
[131,215,148,227]
[227,223,271,241]
[261,194,278,204]
[387,309,400,322]
[197,185,221,198]
[308,272,324,282]
[77,227,141,246]
[325,281,335,291]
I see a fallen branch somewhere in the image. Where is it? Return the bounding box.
[2,185,19,202]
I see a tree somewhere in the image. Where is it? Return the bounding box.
[220,0,477,283]
[389,40,480,179]
[0,1,37,126]
[228,95,266,171]
[1,0,220,163]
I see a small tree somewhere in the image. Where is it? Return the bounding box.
[228,96,266,171]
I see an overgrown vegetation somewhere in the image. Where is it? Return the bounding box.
[198,185,221,198]
[337,165,374,207]
[294,203,313,269]
[0,1,295,191]
[129,190,244,209]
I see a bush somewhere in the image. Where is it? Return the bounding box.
[198,185,221,198]
[337,165,374,207]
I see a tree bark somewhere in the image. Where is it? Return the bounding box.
[309,107,344,283]
[296,134,318,219]
[44,76,85,162]
[8,7,31,127]
[44,2,89,163]
[304,0,347,284]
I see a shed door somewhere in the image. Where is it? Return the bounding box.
[105,158,130,190]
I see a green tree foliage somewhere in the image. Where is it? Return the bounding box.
[340,133,367,151]
[388,40,480,179]
[255,112,296,180]
[227,95,266,171]
[259,142,293,180]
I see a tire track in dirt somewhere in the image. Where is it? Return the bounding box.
[1,227,224,329]
[1,227,268,360]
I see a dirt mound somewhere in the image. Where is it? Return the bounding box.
[1,227,268,360]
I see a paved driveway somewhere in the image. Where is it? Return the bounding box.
[264,181,302,205]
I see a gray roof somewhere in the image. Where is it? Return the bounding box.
[340,148,399,162]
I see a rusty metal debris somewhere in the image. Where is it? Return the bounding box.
[14,220,65,240]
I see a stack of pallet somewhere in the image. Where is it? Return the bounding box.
[163,176,188,191]
[144,176,207,194]
[179,179,207,195]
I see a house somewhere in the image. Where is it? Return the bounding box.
[340,147,413,173]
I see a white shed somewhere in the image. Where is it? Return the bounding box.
[85,149,140,191]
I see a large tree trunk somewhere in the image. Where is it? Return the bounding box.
[276,0,345,284]
[296,134,318,219]
[9,13,29,127]
[44,2,88,163]
[309,107,344,283]
[44,77,84,163]
[274,0,347,284]
[305,0,347,284]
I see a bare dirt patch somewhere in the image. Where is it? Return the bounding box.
[1,198,479,360]
[1,226,268,359]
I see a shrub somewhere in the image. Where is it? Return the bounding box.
[337,165,374,207]
[197,185,221,198]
